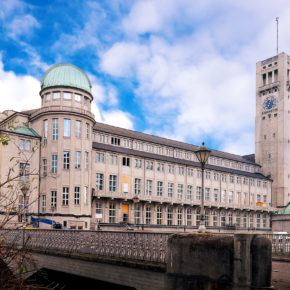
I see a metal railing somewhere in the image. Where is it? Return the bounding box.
[266,234,290,255]
[0,229,170,264]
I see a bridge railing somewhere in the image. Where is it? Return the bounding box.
[0,229,170,264]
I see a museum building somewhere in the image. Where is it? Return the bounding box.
[0,59,279,232]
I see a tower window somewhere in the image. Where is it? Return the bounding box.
[264,135,266,140]
[111,137,120,145]
[274,113,277,117]
[262,74,266,85]
[262,116,265,120]
[268,114,271,118]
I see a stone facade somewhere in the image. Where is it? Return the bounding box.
[0,63,275,231]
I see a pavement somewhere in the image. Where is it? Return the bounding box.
[272,259,290,289]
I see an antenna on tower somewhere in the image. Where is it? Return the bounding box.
[276,17,279,55]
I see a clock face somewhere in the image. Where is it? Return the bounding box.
[263,96,277,111]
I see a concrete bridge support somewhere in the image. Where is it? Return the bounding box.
[166,234,273,290]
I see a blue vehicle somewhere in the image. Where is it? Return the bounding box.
[30,216,62,229]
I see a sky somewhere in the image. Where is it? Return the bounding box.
[1,0,290,155]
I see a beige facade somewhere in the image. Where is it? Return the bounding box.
[255,52,290,208]
[0,63,276,232]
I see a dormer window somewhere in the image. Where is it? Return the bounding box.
[64,92,72,100]
[53,92,60,99]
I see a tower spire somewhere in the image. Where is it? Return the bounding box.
[276,17,279,55]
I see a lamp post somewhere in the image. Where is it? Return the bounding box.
[194,142,211,231]
[21,184,29,247]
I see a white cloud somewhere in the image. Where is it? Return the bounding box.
[0,57,40,112]
[7,14,40,39]
[102,110,134,130]
[99,0,290,155]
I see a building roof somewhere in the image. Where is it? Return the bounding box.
[13,126,40,137]
[93,122,259,166]
[278,202,290,214]
[41,63,92,94]
[93,142,269,179]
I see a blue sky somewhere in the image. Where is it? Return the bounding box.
[1,0,290,155]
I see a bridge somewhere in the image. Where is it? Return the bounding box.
[1,229,288,289]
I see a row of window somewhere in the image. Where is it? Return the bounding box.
[41,186,89,212]
[95,134,260,173]
[42,151,89,175]
[43,119,90,143]
[95,153,268,188]
[99,202,268,228]
[95,174,268,204]
[44,91,90,104]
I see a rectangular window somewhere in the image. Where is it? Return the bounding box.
[196,209,200,226]
[213,211,217,227]
[122,157,130,166]
[63,151,70,170]
[111,137,120,145]
[168,183,173,198]
[96,173,104,191]
[146,206,151,224]
[20,162,30,183]
[74,186,80,205]
[43,119,48,145]
[19,139,25,150]
[168,165,174,174]
[214,189,218,202]
[230,175,234,183]
[157,163,164,172]
[177,184,183,199]
[109,175,117,192]
[75,151,81,169]
[51,191,57,208]
[134,159,142,168]
[64,92,72,99]
[178,167,184,175]
[229,213,233,226]
[249,214,253,228]
[25,140,31,151]
[167,208,173,225]
[52,154,58,173]
[221,212,226,227]
[197,170,202,178]
[263,215,267,228]
[205,171,211,179]
[214,173,219,181]
[187,185,192,200]
[146,180,152,195]
[221,174,227,182]
[237,177,241,184]
[52,118,58,140]
[53,91,60,99]
[42,159,47,177]
[109,155,118,165]
[42,195,46,213]
[85,152,89,169]
[256,214,261,228]
[145,161,153,170]
[187,168,193,176]
[64,119,71,137]
[186,208,192,226]
[75,93,81,102]
[134,205,141,224]
[196,186,201,200]
[157,206,162,225]
[109,203,115,223]
[96,152,105,162]
[45,93,51,101]
[236,213,240,227]
[157,181,163,196]
[75,120,81,138]
[86,123,89,139]
[177,208,183,225]
[96,202,102,214]
[229,191,233,203]
[62,187,69,206]
[221,190,226,203]
[134,178,141,195]
[205,188,210,201]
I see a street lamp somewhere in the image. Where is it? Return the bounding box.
[194,142,211,231]
[21,184,29,247]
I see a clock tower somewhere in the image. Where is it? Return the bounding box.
[255,52,290,208]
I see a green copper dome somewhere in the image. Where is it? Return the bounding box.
[41,63,92,94]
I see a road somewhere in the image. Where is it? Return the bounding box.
[272,261,290,289]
